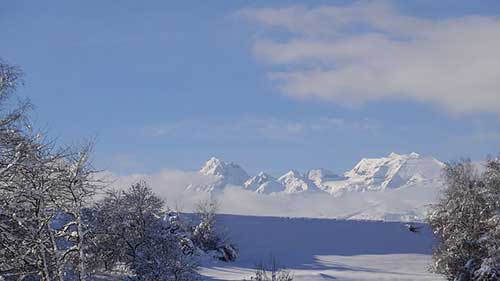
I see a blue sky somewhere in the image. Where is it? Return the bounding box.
[1,0,500,175]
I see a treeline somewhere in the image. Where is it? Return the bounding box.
[0,61,236,281]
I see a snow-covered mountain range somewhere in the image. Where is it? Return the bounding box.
[186,152,445,196]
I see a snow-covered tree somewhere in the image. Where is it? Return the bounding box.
[0,60,62,280]
[49,144,102,280]
[0,137,62,280]
[428,157,500,280]
[471,158,500,280]
[92,182,199,280]
[0,60,102,281]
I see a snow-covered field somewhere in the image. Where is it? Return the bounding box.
[200,214,444,281]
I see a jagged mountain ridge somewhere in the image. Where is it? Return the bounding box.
[186,157,249,192]
[186,152,445,195]
[320,152,445,194]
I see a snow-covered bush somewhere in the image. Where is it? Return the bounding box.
[191,199,238,262]
[244,258,293,281]
[192,199,220,250]
[129,223,199,281]
[428,157,500,280]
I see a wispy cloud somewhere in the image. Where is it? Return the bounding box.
[143,126,170,137]
[142,116,382,141]
[239,2,500,114]
[143,121,189,137]
[310,117,382,132]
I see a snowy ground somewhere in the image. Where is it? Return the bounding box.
[199,214,444,281]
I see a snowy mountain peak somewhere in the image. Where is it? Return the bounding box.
[186,157,250,192]
[257,171,271,178]
[244,172,276,191]
[280,169,302,178]
[388,152,401,158]
[278,170,320,194]
[199,157,224,175]
[343,152,444,191]
[409,152,420,158]
[307,168,343,185]
[389,152,420,159]
[199,157,249,186]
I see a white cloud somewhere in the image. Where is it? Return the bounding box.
[239,2,500,114]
